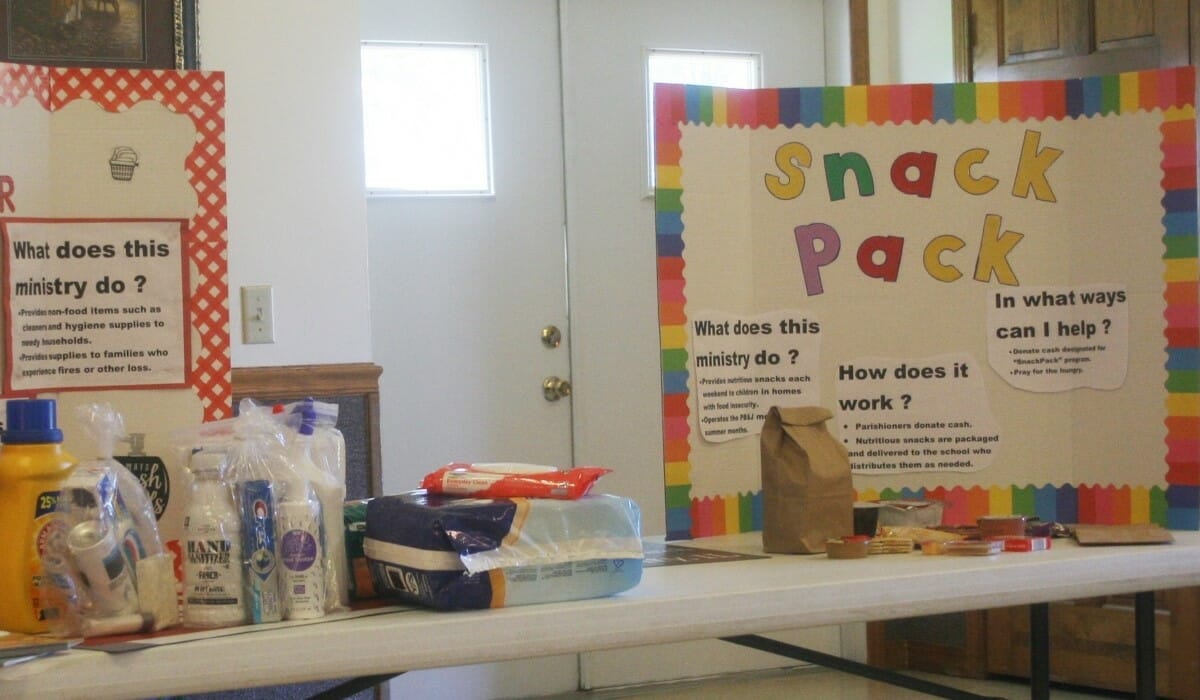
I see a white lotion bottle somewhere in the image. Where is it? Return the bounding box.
[278,410,326,619]
[182,451,246,628]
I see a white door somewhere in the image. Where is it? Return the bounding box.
[561,0,831,539]
[558,0,844,690]
[365,1,849,697]
[365,3,580,696]
[366,0,574,496]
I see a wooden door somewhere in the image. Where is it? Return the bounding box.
[965,0,1191,81]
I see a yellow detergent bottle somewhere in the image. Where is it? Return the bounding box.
[0,398,77,633]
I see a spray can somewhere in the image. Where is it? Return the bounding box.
[66,519,139,616]
[0,398,78,633]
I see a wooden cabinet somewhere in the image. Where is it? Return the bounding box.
[867,586,1200,699]
[966,0,1190,81]
[867,611,990,680]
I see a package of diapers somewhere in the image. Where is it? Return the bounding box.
[364,492,643,609]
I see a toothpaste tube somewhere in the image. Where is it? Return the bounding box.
[241,480,281,623]
[420,463,611,500]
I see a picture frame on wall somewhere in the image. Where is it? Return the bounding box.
[0,0,198,69]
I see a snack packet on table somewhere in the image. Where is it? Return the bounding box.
[420,462,611,500]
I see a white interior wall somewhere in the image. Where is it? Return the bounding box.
[197,0,948,376]
[198,0,372,369]
[868,0,893,83]
[890,0,954,84]
[868,0,954,85]
[823,0,852,86]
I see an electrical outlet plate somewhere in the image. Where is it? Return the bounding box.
[241,285,275,344]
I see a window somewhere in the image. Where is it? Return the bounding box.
[361,42,493,195]
[646,49,762,190]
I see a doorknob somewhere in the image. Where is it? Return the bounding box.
[543,376,572,401]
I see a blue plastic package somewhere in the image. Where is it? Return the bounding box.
[364,492,643,609]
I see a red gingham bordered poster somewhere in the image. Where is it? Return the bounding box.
[0,62,228,564]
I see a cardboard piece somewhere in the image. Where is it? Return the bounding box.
[1072,524,1175,546]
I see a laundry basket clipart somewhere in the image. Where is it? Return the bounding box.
[109,147,139,181]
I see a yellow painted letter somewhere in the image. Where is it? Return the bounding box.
[764,141,812,200]
[954,148,998,196]
[923,235,965,282]
[974,213,1024,285]
[1012,130,1061,202]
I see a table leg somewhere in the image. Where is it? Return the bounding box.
[1029,603,1049,700]
[720,634,1004,700]
[306,673,401,700]
[1135,591,1156,700]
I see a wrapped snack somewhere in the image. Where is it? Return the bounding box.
[47,404,178,637]
[421,462,610,500]
[876,499,945,528]
[878,526,966,544]
[364,492,642,609]
[866,536,915,555]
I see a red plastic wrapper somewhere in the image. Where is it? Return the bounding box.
[420,463,611,500]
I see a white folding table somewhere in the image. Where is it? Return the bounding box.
[3,531,1197,699]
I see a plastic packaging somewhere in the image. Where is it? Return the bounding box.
[364,492,643,609]
[285,400,346,611]
[0,399,78,634]
[240,478,281,623]
[67,518,138,616]
[44,403,177,637]
[276,409,326,619]
[182,450,246,628]
[876,499,945,528]
[170,398,347,625]
[421,462,611,500]
[174,404,288,626]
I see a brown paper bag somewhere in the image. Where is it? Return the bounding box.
[761,406,854,553]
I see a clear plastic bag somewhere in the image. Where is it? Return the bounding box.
[278,399,349,612]
[170,398,347,625]
[173,401,290,625]
[46,403,178,637]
